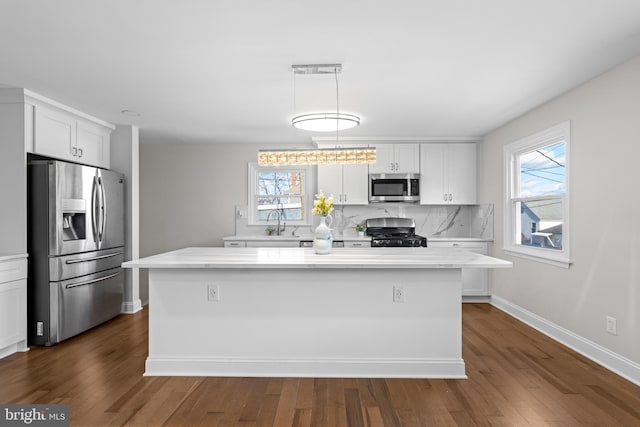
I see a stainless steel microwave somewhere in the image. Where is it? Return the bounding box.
[369,173,420,202]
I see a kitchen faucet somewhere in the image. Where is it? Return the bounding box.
[267,209,285,236]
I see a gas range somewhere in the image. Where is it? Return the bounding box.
[365,217,428,248]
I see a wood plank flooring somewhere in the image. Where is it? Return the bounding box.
[1,304,639,426]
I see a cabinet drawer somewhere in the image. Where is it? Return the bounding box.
[224,241,246,248]
[429,241,487,253]
[0,258,27,284]
[344,241,371,248]
[246,241,299,247]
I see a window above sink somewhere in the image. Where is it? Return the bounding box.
[247,163,314,226]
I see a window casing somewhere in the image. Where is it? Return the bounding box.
[248,163,313,226]
[503,121,570,268]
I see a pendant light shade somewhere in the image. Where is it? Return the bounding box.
[257,63,372,167]
[291,113,360,132]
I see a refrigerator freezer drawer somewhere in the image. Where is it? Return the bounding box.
[49,248,124,281]
[56,267,123,343]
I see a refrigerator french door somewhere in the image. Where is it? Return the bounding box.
[28,159,125,346]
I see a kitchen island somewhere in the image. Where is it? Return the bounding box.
[123,247,511,378]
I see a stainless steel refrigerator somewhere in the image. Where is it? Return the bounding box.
[28,159,125,346]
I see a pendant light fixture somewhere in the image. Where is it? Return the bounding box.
[258,63,375,167]
[291,64,360,131]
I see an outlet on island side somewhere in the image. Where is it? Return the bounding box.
[393,285,405,303]
[207,284,219,302]
[606,316,617,335]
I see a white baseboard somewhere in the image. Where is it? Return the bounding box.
[0,340,29,360]
[121,299,143,314]
[462,295,490,303]
[490,295,640,386]
[144,356,467,379]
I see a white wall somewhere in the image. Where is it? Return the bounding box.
[0,104,27,255]
[110,125,141,313]
[138,141,314,302]
[480,55,640,367]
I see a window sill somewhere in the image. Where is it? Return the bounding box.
[502,248,571,269]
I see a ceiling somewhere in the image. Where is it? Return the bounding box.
[1,1,640,145]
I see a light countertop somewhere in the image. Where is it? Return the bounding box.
[223,234,372,242]
[123,247,511,270]
[428,237,493,242]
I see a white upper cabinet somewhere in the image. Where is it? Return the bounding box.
[369,143,419,174]
[340,163,369,205]
[317,163,369,206]
[316,144,369,205]
[33,106,76,161]
[420,143,477,205]
[33,103,113,168]
[76,119,111,167]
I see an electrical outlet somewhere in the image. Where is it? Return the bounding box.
[393,286,405,303]
[207,284,219,302]
[606,316,617,335]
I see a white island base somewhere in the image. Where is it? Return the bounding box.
[125,247,511,378]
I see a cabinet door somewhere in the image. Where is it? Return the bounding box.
[419,144,447,204]
[317,164,344,204]
[77,120,110,168]
[428,242,488,296]
[342,164,369,205]
[368,145,394,174]
[394,144,420,173]
[34,106,77,161]
[449,144,476,204]
[0,279,26,351]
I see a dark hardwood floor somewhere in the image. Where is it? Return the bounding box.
[1,304,639,426]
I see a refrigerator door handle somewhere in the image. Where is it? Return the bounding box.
[99,176,107,242]
[65,251,123,264]
[65,271,121,289]
[91,175,100,243]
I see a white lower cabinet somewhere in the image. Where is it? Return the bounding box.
[245,241,299,248]
[0,256,28,359]
[224,239,371,248]
[429,241,488,298]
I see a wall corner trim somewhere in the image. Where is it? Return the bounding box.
[490,295,640,387]
[121,300,143,314]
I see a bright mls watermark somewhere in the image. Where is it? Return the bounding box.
[0,404,69,426]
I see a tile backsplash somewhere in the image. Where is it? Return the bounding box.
[233,204,494,240]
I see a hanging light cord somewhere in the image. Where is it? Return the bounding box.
[293,70,297,119]
[335,66,340,144]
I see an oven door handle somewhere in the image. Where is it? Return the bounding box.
[65,251,122,264]
[65,271,121,289]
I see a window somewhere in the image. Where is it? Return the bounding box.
[248,163,313,225]
[503,121,570,268]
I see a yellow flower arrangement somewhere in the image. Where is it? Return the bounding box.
[312,190,334,217]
